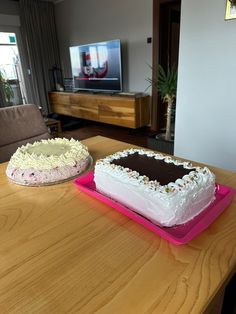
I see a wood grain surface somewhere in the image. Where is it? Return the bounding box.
[49,92,150,128]
[0,136,235,314]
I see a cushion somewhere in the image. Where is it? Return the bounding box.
[0,104,51,163]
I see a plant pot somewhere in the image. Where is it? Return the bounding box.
[147,133,174,155]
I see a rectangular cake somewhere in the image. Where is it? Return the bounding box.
[94,149,216,227]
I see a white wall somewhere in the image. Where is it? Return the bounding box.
[0,0,20,27]
[0,0,19,16]
[0,14,20,27]
[55,0,152,92]
[175,0,236,171]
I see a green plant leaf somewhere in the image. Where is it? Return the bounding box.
[146,64,178,103]
[0,69,14,102]
[146,63,178,141]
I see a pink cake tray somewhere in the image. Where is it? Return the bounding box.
[74,171,236,245]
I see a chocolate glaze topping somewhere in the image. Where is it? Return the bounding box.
[112,153,192,185]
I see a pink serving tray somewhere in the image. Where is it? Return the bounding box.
[74,171,236,245]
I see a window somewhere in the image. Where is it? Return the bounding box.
[0,32,26,105]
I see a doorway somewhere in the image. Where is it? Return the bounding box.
[152,0,181,131]
[0,31,27,106]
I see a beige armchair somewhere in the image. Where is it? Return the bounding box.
[0,104,51,163]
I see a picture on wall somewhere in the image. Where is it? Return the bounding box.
[225,0,236,20]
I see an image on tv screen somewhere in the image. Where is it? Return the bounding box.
[70,39,122,92]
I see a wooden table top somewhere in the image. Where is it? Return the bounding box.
[0,136,236,313]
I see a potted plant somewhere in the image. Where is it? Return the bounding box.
[147,64,178,154]
[229,0,236,5]
[0,69,14,104]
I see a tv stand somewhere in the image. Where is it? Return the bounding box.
[75,90,119,96]
[49,91,150,129]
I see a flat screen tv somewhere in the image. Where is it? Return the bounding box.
[69,39,122,92]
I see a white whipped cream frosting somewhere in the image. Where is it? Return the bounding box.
[94,149,216,226]
[95,149,214,194]
[9,138,89,170]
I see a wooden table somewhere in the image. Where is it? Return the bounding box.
[0,136,235,313]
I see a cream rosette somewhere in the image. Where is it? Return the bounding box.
[9,138,90,170]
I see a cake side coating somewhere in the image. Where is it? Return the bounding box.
[6,138,90,185]
[94,149,216,226]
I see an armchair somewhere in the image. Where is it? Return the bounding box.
[0,104,51,163]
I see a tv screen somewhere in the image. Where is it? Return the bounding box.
[69,39,122,92]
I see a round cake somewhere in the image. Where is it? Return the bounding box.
[6,138,91,186]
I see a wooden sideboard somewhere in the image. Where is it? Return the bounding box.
[48,91,150,129]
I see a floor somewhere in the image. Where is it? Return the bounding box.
[61,119,153,148]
